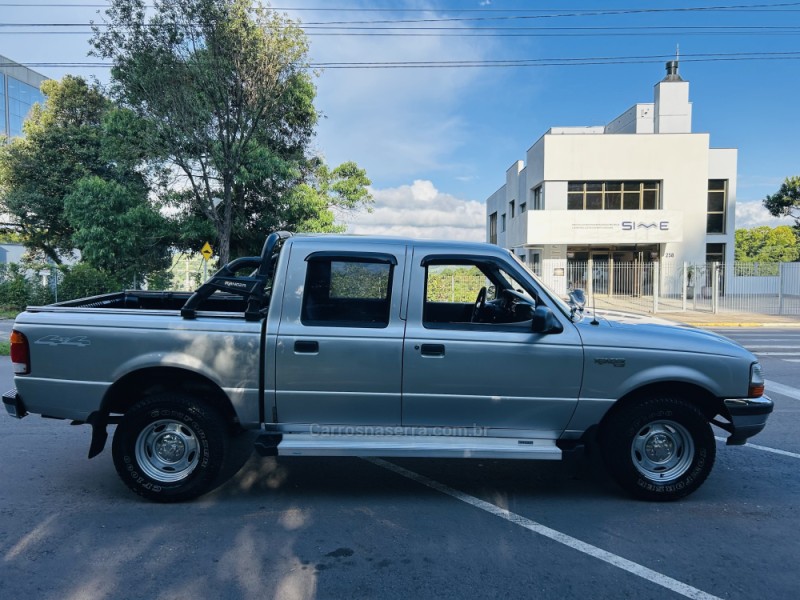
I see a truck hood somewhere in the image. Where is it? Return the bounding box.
[574,310,752,359]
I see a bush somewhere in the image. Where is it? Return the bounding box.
[0,260,179,309]
[144,270,174,291]
[0,263,54,311]
[57,264,123,301]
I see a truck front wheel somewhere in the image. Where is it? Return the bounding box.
[600,397,716,501]
[112,393,230,502]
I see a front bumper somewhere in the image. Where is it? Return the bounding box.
[2,389,27,419]
[722,395,773,445]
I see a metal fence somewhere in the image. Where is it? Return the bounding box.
[548,260,800,316]
[425,261,800,316]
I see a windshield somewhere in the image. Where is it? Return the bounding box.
[508,252,576,318]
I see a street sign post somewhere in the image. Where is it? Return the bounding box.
[201,242,213,282]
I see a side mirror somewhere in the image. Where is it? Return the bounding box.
[532,306,563,334]
[568,289,586,312]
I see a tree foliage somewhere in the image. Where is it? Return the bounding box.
[64,176,171,282]
[763,176,800,228]
[734,225,800,263]
[0,76,172,283]
[57,263,124,301]
[91,0,371,263]
[0,76,110,262]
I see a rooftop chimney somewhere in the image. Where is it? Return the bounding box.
[664,60,683,82]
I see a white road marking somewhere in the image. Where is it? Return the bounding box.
[715,437,800,459]
[754,352,799,356]
[781,359,800,363]
[765,379,800,401]
[722,338,800,343]
[366,457,722,600]
[723,334,800,338]
[745,345,800,349]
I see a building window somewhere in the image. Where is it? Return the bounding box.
[532,186,543,210]
[706,243,725,264]
[488,212,497,244]
[501,213,506,232]
[567,181,660,211]
[509,200,515,219]
[6,76,43,138]
[519,202,527,213]
[0,73,6,136]
[530,251,542,276]
[707,180,727,234]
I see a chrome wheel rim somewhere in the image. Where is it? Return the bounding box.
[631,420,694,483]
[135,419,200,483]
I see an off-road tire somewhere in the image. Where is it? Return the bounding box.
[112,392,230,502]
[600,397,715,501]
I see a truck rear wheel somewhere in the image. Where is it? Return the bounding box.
[600,397,715,501]
[112,392,230,502]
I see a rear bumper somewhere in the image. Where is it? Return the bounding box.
[723,395,773,445]
[2,389,27,419]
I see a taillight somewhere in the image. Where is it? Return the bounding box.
[748,362,764,398]
[10,330,30,375]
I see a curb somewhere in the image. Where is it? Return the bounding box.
[690,323,800,328]
[657,320,800,328]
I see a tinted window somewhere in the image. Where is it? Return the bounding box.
[302,258,392,328]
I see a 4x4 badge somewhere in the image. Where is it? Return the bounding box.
[35,335,91,347]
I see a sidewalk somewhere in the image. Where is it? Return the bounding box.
[590,298,800,328]
[654,310,800,328]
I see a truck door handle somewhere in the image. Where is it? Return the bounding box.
[294,340,319,354]
[420,343,445,357]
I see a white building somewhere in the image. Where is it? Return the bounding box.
[486,62,736,296]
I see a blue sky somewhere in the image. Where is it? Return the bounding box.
[1,0,798,239]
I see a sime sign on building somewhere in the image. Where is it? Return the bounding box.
[526,210,684,245]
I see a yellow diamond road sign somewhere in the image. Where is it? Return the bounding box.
[201,242,213,261]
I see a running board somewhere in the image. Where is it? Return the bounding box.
[273,434,562,460]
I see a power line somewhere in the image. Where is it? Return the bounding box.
[2,24,800,38]
[298,2,800,25]
[2,1,800,11]
[5,51,800,70]
[3,23,800,31]
[4,30,799,38]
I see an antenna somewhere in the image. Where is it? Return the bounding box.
[676,44,680,62]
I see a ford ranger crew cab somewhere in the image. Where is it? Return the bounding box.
[4,231,773,502]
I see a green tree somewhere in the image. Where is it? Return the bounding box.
[763,176,800,228]
[64,176,171,284]
[734,225,800,263]
[0,75,171,280]
[223,160,372,256]
[92,0,370,264]
[0,76,109,262]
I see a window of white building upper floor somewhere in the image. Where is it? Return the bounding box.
[567,181,660,211]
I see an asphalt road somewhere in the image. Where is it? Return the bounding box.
[0,328,798,600]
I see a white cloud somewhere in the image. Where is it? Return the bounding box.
[735,200,793,230]
[340,180,485,241]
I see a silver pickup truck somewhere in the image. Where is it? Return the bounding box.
[4,232,773,502]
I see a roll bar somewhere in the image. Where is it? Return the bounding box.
[180,231,293,321]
